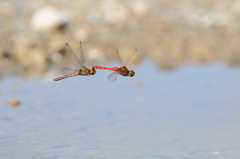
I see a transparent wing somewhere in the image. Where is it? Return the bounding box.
[65,43,84,69]
[111,49,124,67]
[61,67,78,75]
[125,48,137,66]
[107,71,118,82]
[79,41,85,67]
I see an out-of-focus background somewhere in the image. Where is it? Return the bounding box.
[1,0,240,158]
[1,0,240,77]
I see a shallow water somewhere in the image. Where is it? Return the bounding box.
[1,61,240,159]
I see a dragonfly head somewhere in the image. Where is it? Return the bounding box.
[90,68,96,75]
[129,70,135,77]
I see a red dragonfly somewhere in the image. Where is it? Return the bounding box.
[54,42,96,81]
[92,49,136,81]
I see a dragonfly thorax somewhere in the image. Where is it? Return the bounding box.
[78,66,91,75]
[117,66,134,77]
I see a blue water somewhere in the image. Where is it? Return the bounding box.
[0,61,240,158]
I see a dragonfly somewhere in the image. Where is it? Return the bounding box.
[92,48,136,81]
[54,42,96,81]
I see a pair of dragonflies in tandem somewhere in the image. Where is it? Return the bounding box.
[53,42,136,82]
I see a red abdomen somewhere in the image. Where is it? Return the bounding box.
[92,66,118,71]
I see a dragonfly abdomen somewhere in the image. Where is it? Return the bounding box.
[92,66,118,71]
[54,71,79,81]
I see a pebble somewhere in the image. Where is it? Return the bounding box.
[130,0,149,17]
[8,98,20,107]
[134,81,143,88]
[87,1,128,23]
[101,1,128,23]
[88,49,106,62]
[74,29,89,41]
[52,52,62,63]
[31,6,70,31]
[0,117,8,120]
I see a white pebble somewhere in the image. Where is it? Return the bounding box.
[31,6,70,31]
[74,29,89,41]
[52,52,62,63]
[88,49,106,62]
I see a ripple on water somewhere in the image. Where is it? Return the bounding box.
[1,142,216,159]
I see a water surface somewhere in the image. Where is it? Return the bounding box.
[0,62,240,158]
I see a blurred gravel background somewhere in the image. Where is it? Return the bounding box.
[1,0,240,77]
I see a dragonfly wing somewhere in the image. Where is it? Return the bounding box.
[61,67,78,75]
[111,49,124,66]
[65,43,84,69]
[107,71,118,82]
[79,41,85,67]
[125,48,137,66]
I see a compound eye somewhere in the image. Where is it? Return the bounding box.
[129,71,135,77]
[90,70,96,75]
